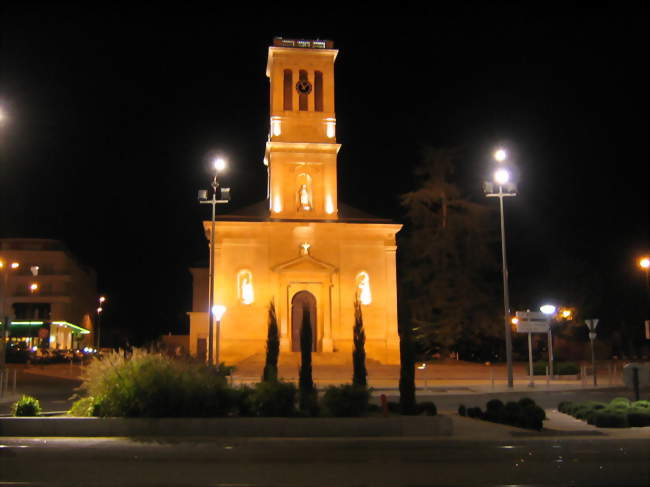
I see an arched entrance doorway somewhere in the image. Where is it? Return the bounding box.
[291,290,317,352]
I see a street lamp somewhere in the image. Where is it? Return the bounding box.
[0,260,21,368]
[199,157,231,366]
[540,304,556,377]
[96,296,106,349]
[484,148,517,388]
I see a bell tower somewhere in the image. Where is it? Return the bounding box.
[265,37,340,219]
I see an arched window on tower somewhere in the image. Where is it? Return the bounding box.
[237,270,254,305]
[298,70,309,111]
[355,272,372,305]
[283,69,293,111]
[314,71,323,112]
[296,173,313,211]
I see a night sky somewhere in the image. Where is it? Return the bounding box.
[1,6,648,346]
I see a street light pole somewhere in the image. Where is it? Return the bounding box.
[484,149,517,388]
[0,261,20,369]
[199,158,230,366]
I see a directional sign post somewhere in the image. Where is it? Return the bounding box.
[515,311,551,386]
[585,319,599,386]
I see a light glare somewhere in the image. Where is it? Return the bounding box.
[212,304,227,321]
[214,157,226,172]
[494,148,507,162]
[640,257,650,269]
[494,168,510,185]
[540,304,556,316]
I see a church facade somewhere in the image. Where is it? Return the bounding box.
[188,38,401,365]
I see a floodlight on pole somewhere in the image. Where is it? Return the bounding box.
[484,147,518,388]
[494,148,507,162]
[540,304,557,377]
[199,154,231,366]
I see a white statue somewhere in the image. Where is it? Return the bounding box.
[358,272,372,305]
[299,184,311,210]
[240,274,254,304]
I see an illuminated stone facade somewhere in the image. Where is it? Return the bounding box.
[189,38,401,364]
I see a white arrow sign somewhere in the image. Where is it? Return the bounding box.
[585,319,599,332]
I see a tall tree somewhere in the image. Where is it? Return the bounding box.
[262,300,279,382]
[352,298,367,387]
[298,309,316,413]
[400,147,499,358]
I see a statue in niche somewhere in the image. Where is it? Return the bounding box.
[298,184,311,211]
[357,272,372,305]
[240,273,254,304]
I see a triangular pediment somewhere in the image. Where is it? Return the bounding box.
[272,254,337,274]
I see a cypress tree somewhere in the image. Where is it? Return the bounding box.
[299,308,316,413]
[352,298,367,387]
[262,300,279,382]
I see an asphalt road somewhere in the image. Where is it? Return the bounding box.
[0,436,648,486]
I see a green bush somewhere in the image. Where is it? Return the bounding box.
[467,407,483,419]
[485,399,505,423]
[504,401,524,426]
[593,409,629,428]
[249,380,297,417]
[322,385,370,417]
[518,397,536,409]
[558,401,574,414]
[626,408,650,427]
[533,361,579,375]
[416,401,437,416]
[233,385,255,417]
[458,404,466,416]
[76,350,235,417]
[631,400,650,409]
[521,404,545,430]
[68,396,104,417]
[12,395,42,417]
[610,397,631,407]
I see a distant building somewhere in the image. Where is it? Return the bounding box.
[188,38,401,365]
[0,238,96,350]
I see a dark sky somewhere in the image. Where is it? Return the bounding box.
[1,5,648,345]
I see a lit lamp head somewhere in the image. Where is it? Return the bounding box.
[213,157,227,173]
[640,257,650,270]
[540,304,557,316]
[99,296,106,304]
[29,283,39,292]
[494,148,508,162]
[493,168,510,186]
[212,304,227,321]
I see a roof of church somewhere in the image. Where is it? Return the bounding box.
[213,200,396,224]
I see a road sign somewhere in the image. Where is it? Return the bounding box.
[585,319,599,332]
[515,311,550,333]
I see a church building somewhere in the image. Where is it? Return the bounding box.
[188,38,401,365]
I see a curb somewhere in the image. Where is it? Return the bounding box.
[0,415,453,438]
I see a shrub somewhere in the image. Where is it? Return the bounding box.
[262,300,279,383]
[533,361,579,375]
[12,395,42,417]
[485,399,505,423]
[68,396,102,417]
[458,404,467,416]
[558,401,573,414]
[233,385,255,417]
[249,380,297,417]
[504,401,524,426]
[76,349,235,417]
[610,397,631,407]
[593,409,629,428]
[416,401,437,416]
[521,404,545,430]
[518,397,536,409]
[631,400,650,409]
[322,385,370,417]
[627,408,650,427]
[467,407,483,419]
[387,401,401,414]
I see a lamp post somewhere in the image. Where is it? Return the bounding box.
[484,148,517,388]
[0,260,20,369]
[211,304,227,368]
[639,256,650,297]
[540,304,557,377]
[199,157,230,366]
[96,296,106,350]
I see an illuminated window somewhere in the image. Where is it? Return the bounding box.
[298,70,309,111]
[314,71,323,112]
[237,270,254,305]
[283,69,293,111]
[356,272,372,305]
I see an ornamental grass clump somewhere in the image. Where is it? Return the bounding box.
[12,395,42,417]
[73,349,234,417]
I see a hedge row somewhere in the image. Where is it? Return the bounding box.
[67,350,437,418]
[558,397,650,428]
[458,397,545,430]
